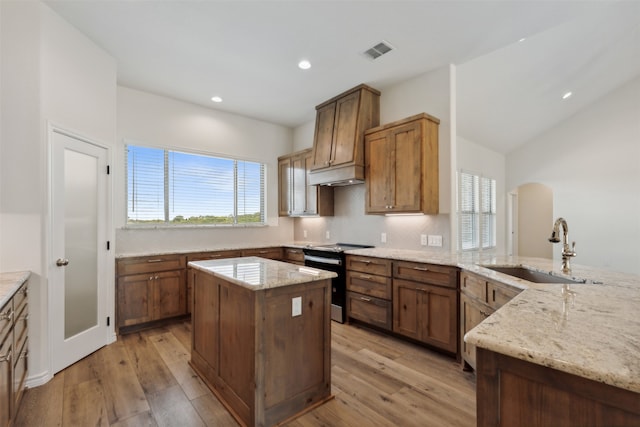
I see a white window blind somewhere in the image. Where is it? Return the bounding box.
[126,144,265,225]
[458,171,496,251]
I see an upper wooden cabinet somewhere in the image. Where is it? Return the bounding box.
[278,149,333,217]
[365,113,440,214]
[308,84,380,185]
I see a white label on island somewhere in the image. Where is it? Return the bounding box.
[292,296,302,317]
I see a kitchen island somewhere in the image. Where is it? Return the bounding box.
[188,256,336,427]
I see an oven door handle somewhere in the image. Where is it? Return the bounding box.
[304,255,342,266]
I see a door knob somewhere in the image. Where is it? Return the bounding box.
[56,258,69,266]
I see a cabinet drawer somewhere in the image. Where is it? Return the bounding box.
[487,281,521,309]
[394,261,457,288]
[346,256,392,277]
[187,250,242,262]
[346,271,391,300]
[460,272,488,301]
[13,302,27,353]
[0,302,11,340]
[241,247,283,260]
[282,247,305,264]
[347,292,392,331]
[117,255,186,276]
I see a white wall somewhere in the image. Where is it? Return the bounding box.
[115,87,295,255]
[516,183,553,258]
[292,67,453,251]
[457,135,507,253]
[507,75,640,274]
[0,1,117,384]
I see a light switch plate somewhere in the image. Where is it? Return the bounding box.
[303,230,308,238]
[381,232,387,243]
[292,296,302,317]
[325,230,330,240]
[420,234,427,246]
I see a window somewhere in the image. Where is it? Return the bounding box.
[458,171,496,251]
[126,144,265,226]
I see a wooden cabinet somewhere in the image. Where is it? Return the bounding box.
[190,267,332,426]
[186,250,242,314]
[476,348,640,427]
[459,271,522,370]
[345,255,393,330]
[278,149,333,217]
[308,84,380,185]
[365,113,440,214]
[282,247,305,265]
[392,261,458,354]
[116,254,187,330]
[0,280,28,427]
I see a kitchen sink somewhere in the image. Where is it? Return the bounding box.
[483,266,586,284]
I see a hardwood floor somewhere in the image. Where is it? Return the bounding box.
[14,321,476,426]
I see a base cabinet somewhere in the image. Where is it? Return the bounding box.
[477,348,640,427]
[345,256,392,330]
[116,255,187,331]
[0,280,28,427]
[190,268,332,427]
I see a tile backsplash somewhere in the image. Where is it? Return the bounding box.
[294,185,451,251]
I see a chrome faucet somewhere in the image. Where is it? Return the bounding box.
[548,217,576,273]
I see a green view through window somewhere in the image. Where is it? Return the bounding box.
[126,144,265,225]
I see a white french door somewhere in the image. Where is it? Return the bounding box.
[50,129,110,374]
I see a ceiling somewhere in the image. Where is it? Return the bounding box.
[45,1,640,154]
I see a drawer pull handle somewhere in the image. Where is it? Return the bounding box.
[360,297,372,302]
[0,349,11,363]
[413,266,429,272]
[19,350,28,360]
[147,259,164,263]
[359,275,372,280]
[0,310,12,321]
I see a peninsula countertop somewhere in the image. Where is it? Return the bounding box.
[188,256,337,291]
[345,247,640,394]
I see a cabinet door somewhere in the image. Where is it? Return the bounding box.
[291,154,306,215]
[154,270,187,320]
[311,102,336,170]
[304,151,318,215]
[0,336,11,427]
[460,294,493,370]
[391,122,422,212]
[278,157,292,216]
[192,271,218,371]
[422,285,458,353]
[117,274,154,327]
[393,280,420,340]
[331,91,361,167]
[365,129,393,213]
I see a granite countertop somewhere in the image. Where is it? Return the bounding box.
[188,256,336,291]
[346,247,640,394]
[0,271,31,308]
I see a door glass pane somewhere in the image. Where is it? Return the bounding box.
[64,149,98,338]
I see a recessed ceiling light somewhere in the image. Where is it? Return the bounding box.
[562,91,573,100]
[211,96,223,103]
[298,60,311,70]
[518,38,526,43]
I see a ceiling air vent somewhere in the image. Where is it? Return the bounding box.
[363,40,394,60]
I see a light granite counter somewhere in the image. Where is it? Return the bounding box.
[0,271,31,308]
[345,247,640,394]
[188,256,336,291]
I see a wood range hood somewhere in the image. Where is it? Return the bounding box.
[307,84,381,187]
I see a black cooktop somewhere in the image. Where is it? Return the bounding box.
[304,243,374,253]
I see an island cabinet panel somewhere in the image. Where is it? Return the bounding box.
[476,348,640,427]
[187,250,243,314]
[190,267,332,427]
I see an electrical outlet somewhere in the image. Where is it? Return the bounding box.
[325,230,330,240]
[420,234,427,246]
[292,296,302,317]
[381,232,387,243]
[428,235,443,247]
[303,230,308,238]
